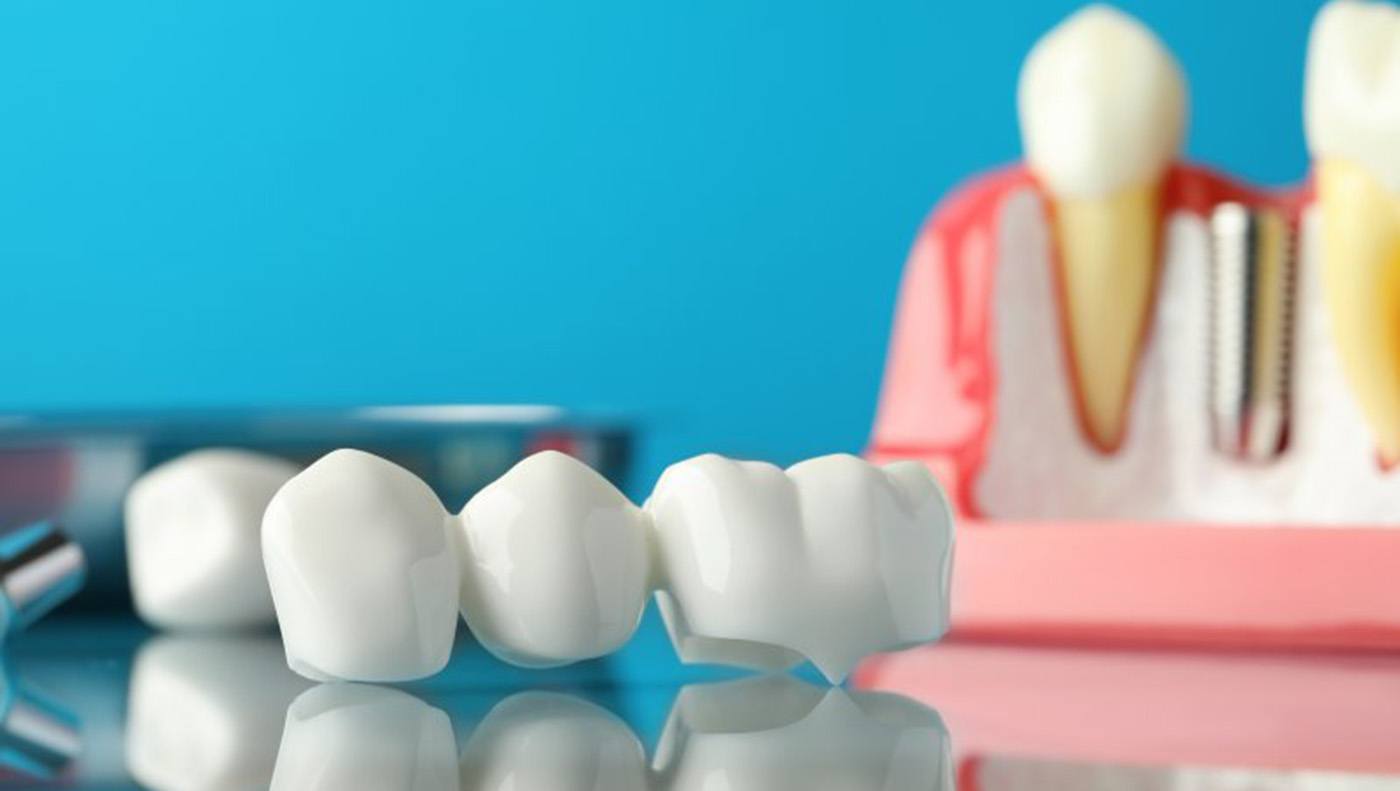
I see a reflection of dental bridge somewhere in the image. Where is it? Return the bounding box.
[124,634,953,791]
[867,1,1400,652]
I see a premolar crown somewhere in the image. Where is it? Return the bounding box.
[455,450,652,668]
[262,448,955,683]
[1018,4,1187,451]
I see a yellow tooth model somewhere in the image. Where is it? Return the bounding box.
[1018,6,1186,451]
[1306,0,1400,464]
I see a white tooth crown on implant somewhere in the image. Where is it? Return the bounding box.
[262,449,954,682]
[1018,5,1186,450]
[1305,0,1400,463]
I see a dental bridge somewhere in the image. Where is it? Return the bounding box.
[127,447,955,684]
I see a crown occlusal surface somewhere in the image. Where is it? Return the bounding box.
[1018,5,1187,451]
[646,454,953,684]
[1306,0,1400,464]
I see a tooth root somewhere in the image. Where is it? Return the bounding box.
[454,451,652,667]
[1316,159,1400,463]
[1053,185,1161,449]
[1018,6,1186,452]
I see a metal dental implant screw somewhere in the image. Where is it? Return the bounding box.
[1208,202,1297,462]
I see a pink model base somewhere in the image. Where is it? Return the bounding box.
[867,163,1400,650]
[854,642,1400,780]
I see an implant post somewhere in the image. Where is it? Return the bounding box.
[1208,202,1297,462]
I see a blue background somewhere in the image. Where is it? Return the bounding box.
[0,0,1323,487]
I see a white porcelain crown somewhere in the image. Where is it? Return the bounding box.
[260,448,955,683]
[126,449,299,629]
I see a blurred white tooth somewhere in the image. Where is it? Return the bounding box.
[1305,0,1400,463]
[459,692,648,791]
[455,451,652,667]
[653,676,953,790]
[125,449,298,629]
[262,449,459,682]
[1018,5,1186,450]
[126,636,310,791]
[647,454,953,683]
[270,684,457,791]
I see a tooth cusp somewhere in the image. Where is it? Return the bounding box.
[454,450,652,667]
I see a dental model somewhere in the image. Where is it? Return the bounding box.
[261,448,953,684]
[125,449,298,629]
[270,676,951,791]
[874,1,1400,522]
[868,1,1400,647]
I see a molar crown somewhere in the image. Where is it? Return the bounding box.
[646,452,953,683]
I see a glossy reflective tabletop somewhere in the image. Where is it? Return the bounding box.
[3,615,1399,789]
